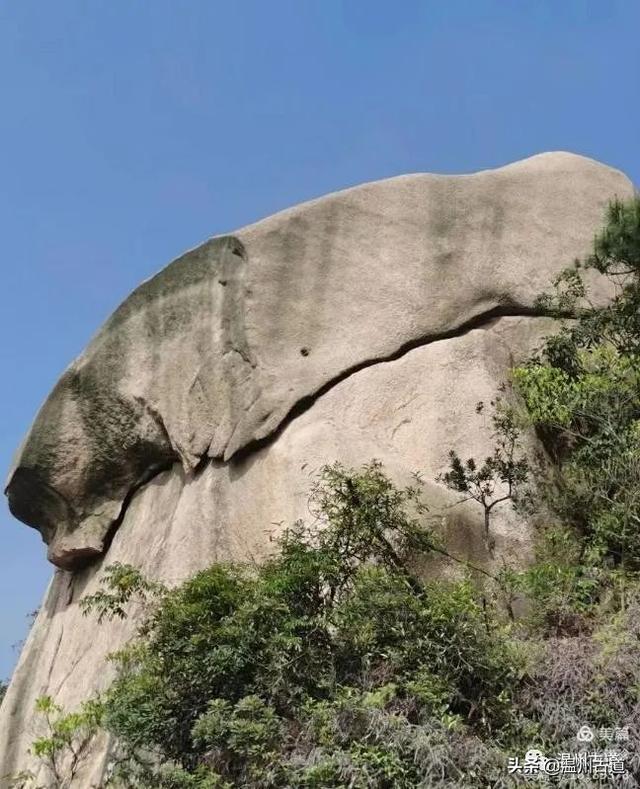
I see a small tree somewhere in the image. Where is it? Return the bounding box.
[437,399,530,556]
[10,696,103,789]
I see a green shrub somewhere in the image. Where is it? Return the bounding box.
[88,462,520,787]
[514,197,640,569]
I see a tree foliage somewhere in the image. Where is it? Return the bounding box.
[92,462,519,787]
[9,695,102,789]
[437,398,530,555]
[514,196,640,568]
[80,562,166,623]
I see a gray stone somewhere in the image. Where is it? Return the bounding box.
[0,152,635,785]
[6,151,632,570]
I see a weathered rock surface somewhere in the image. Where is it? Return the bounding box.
[0,152,635,785]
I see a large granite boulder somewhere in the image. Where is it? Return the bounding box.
[0,152,634,785]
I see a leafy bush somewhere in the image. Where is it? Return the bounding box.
[88,462,521,787]
[514,197,640,568]
[8,695,103,788]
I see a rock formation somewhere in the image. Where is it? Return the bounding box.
[0,152,634,786]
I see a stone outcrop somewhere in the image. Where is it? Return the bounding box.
[0,152,634,785]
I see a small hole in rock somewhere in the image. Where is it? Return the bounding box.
[300,347,310,357]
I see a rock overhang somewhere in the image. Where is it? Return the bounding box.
[5,151,635,570]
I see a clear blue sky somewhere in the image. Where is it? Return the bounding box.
[1,0,638,679]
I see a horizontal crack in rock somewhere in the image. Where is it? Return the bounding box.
[229,304,560,464]
[97,304,561,564]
